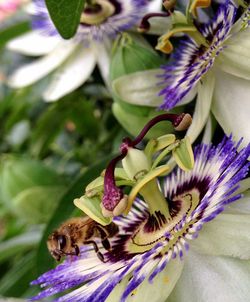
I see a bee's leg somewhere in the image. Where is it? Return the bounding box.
[73,244,80,256]
[84,240,105,262]
[96,226,111,251]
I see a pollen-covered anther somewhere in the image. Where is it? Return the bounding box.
[100,203,113,217]
[174,113,192,131]
[101,194,128,217]
[163,0,176,11]
[190,0,211,17]
[113,195,129,216]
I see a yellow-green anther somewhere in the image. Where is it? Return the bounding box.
[172,137,194,171]
[152,140,180,170]
[74,196,112,226]
[122,148,150,181]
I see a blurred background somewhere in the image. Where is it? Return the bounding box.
[0,1,128,299]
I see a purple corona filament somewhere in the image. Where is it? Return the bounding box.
[102,113,192,212]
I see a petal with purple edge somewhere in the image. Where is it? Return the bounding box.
[107,257,183,302]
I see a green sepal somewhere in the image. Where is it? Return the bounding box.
[172,137,194,171]
[110,34,164,81]
[112,103,177,139]
[74,196,111,226]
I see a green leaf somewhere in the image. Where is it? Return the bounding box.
[0,251,36,297]
[0,156,66,205]
[45,0,86,39]
[0,21,30,48]
[12,186,65,224]
[0,229,42,264]
[110,35,165,81]
[36,155,113,274]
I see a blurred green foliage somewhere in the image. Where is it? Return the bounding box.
[0,31,125,297]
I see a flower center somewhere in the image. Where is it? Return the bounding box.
[126,189,200,254]
[80,0,117,25]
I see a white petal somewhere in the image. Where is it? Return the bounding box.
[107,258,183,302]
[147,0,163,12]
[112,69,165,107]
[225,190,250,215]
[8,41,78,88]
[212,70,250,147]
[191,213,250,260]
[43,46,96,102]
[187,71,215,143]
[201,115,213,144]
[217,28,250,80]
[94,40,112,87]
[168,250,250,302]
[7,31,61,56]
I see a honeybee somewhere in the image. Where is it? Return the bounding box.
[47,217,119,262]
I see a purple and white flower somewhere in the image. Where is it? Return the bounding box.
[159,3,250,145]
[116,3,250,145]
[31,136,250,302]
[7,0,163,101]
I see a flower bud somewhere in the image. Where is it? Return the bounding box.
[110,34,164,81]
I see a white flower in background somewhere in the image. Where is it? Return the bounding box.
[31,135,250,302]
[7,0,164,102]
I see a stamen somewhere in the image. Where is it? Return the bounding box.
[138,12,171,33]
[102,113,192,215]
[163,0,176,11]
[189,0,211,18]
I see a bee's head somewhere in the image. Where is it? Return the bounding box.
[47,232,67,261]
